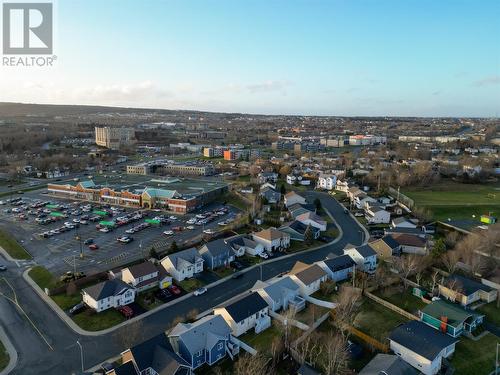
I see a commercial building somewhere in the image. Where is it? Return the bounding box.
[223,149,260,161]
[95,126,135,150]
[47,175,228,214]
[126,160,215,177]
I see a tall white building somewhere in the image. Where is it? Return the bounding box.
[95,126,135,150]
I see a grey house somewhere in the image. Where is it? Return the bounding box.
[199,239,235,270]
[253,275,305,312]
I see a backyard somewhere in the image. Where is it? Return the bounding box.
[477,301,500,327]
[450,333,499,375]
[403,181,500,221]
[373,287,427,315]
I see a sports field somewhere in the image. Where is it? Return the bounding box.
[403,181,500,221]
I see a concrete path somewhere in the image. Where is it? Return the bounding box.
[0,325,17,375]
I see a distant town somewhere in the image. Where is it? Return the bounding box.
[0,102,497,375]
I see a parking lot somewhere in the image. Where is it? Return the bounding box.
[0,190,240,276]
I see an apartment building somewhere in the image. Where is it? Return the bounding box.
[95,126,135,150]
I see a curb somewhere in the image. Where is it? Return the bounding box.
[21,194,355,337]
[0,324,17,375]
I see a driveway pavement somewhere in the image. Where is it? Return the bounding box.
[0,191,366,375]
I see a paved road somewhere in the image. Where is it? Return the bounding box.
[0,192,365,375]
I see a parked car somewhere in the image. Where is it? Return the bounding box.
[163,230,174,236]
[69,302,86,315]
[203,229,215,235]
[0,265,7,271]
[168,285,181,295]
[88,244,99,250]
[116,305,134,319]
[154,289,172,301]
[232,261,243,270]
[83,238,94,245]
[117,236,133,243]
[194,287,207,296]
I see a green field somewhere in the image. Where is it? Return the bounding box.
[403,181,500,221]
[0,229,32,260]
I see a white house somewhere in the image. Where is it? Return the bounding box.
[160,247,204,281]
[214,292,271,337]
[316,254,356,282]
[82,279,135,312]
[284,191,306,207]
[343,244,377,274]
[121,261,172,292]
[295,211,327,231]
[365,206,391,224]
[225,234,264,256]
[335,179,349,193]
[317,174,337,190]
[252,276,305,312]
[252,228,290,252]
[389,321,458,375]
[289,261,328,296]
[391,217,418,229]
[286,174,297,185]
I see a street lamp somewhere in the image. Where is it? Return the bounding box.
[76,339,84,373]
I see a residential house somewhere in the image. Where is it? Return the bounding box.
[279,220,320,241]
[288,203,316,218]
[385,226,427,238]
[389,321,458,375]
[438,274,497,306]
[161,248,204,282]
[284,191,306,207]
[82,279,136,312]
[260,186,281,204]
[295,211,327,231]
[214,292,271,337]
[365,206,391,224]
[253,276,305,312]
[391,217,418,229]
[359,354,418,375]
[252,228,290,252]
[199,239,234,270]
[168,315,238,370]
[289,261,328,296]
[225,234,264,256]
[419,300,484,338]
[344,244,378,274]
[317,174,337,190]
[369,235,402,259]
[258,172,278,184]
[335,179,349,193]
[317,254,356,282]
[121,261,172,292]
[286,174,297,185]
[392,233,428,255]
[111,333,191,375]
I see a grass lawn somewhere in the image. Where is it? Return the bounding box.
[72,308,125,331]
[28,266,59,289]
[373,288,426,315]
[212,267,234,279]
[295,304,330,326]
[353,298,409,342]
[52,293,82,311]
[477,302,500,327]
[136,290,163,311]
[403,181,500,221]
[238,323,300,357]
[450,333,499,375]
[0,339,8,372]
[0,229,31,260]
[217,192,251,211]
[288,239,323,253]
[178,278,204,292]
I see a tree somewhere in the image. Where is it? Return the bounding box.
[280,184,286,195]
[314,197,322,212]
[234,353,269,375]
[304,224,314,245]
[296,332,322,368]
[394,254,420,291]
[431,238,446,258]
[149,246,159,260]
[279,165,291,177]
[441,250,461,274]
[317,332,350,375]
[331,286,360,334]
[169,241,178,253]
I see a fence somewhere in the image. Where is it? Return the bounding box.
[388,186,414,209]
[345,325,390,353]
[364,291,419,321]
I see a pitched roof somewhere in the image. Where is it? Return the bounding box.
[353,244,377,258]
[389,321,458,361]
[112,361,138,375]
[254,228,288,241]
[421,300,484,329]
[169,315,231,355]
[261,276,300,303]
[359,354,418,375]
[200,238,233,257]
[124,261,158,279]
[163,247,202,270]
[128,333,188,374]
[83,279,131,301]
[225,235,259,250]
[221,292,268,323]
[323,254,356,272]
[442,274,493,295]
[142,188,179,199]
[290,262,327,285]
[381,235,401,250]
[296,211,326,225]
[392,233,426,247]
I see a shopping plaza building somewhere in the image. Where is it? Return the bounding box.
[47,175,228,214]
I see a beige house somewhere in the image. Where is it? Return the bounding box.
[121,261,172,292]
[438,274,497,306]
[252,228,290,252]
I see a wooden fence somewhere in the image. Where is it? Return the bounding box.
[345,325,390,353]
[364,291,419,321]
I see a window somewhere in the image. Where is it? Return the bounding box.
[217,342,224,350]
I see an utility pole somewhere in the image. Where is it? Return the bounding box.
[76,339,84,373]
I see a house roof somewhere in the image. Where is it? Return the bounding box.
[421,300,484,329]
[261,276,300,303]
[254,228,288,241]
[225,235,260,250]
[128,333,189,374]
[290,262,327,285]
[285,191,305,200]
[124,261,158,279]
[359,354,418,375]
[142,188,179,199]
[353,244,377,258]
[385,227,424,236]
[112,361,138,375]
[221,291,268,323]
[392,233,426,247]
[442,274,493,295]
[83,279,131,301]
[163,247,202,270]
[296,212,326,225]
[200,239,233,258]
[323,255,356,272]
[381,235,401,250]
[169,315,231,355]
[280,220,319,236]
[389,321,458,361]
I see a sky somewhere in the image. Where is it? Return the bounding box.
[0,0,499,117]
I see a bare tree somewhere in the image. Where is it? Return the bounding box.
[430,270,440,296]
[234,353,269,375]
[317,332,350,375]
[441,250,461,274]
[275,308,297,351]
[295,332,322,368]
[332,286,360,335]
[394,254,420,291]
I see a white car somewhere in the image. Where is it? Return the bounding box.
[203,229,214,235]
[217,221,227,226]
[186,225,195,230]
[163,230,174,236]
[258,252,269,259]
[193,287,207,296]
[169,216,177,220]
[186,218,197,225]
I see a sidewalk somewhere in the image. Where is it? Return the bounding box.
[0,325,17,375]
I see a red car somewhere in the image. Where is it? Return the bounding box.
[88,244,99,250]
[172,226,183,232]
[116,305,134,318]
[168,285,181,295]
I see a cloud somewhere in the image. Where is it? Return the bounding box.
[73,81,172,102]
[472,75,500,87]
[246,80,291,94]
